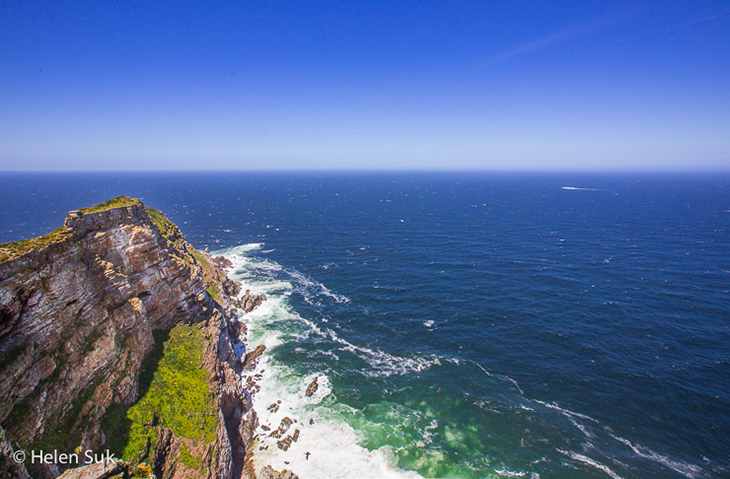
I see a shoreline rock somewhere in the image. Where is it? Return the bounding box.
[237,290,267,313]
[305,377,319,398]
[0,197,289,479]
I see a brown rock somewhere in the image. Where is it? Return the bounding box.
[278,417,293,435]
[228,316,247,339]
[215,255,234,269]
[0,199,262,479]
[242,344,266,371]
[305,377,319,397]
[57,461,127,479]
[237,290,267,313]
[223,277,242,297]
[259,465,300,479]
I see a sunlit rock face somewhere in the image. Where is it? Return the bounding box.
[0,199,260,479]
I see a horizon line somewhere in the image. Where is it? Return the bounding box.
[1,167,730,174]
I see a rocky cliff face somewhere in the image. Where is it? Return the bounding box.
[0,197,262,478]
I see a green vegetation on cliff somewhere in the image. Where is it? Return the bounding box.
[1,196,232,478]
[0,197,224,308]
[190,249,224,302]
[77,196,141,214]
[103,325,216,471]
[0,196,141,263]
[145,205,224,303]
[145,206,185,246]
[0,226,72,263]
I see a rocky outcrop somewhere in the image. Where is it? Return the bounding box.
[242,345,267,371]
[57,461,128,479]
[258,465,299,479]
[237,290,267,314]
[0,425,31,479]
[0,197,267,479]
[305,377,319,398]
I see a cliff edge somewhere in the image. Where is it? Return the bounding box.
[0,197,267,479]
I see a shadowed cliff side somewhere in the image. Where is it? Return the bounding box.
[0,197,267,479]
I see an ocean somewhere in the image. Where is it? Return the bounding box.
[1,171,729,479]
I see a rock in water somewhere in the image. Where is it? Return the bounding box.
[259,465,300,479]
[237,289,267,313]
[305,377,319,397]
[215,255,234,269]
[278,417,293,435]
[243,344,267,371]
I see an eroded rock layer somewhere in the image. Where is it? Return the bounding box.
[0,197,262,479]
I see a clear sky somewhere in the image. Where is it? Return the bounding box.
[1,1,729,171]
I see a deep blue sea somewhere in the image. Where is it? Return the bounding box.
[1,172,729,479]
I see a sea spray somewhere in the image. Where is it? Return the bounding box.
[216,241,715,479]
[218,244,551,478]
[220,244,423,478]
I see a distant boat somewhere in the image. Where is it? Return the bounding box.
[562,186,599,191]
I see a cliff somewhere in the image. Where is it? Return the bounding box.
[0,197,267,478]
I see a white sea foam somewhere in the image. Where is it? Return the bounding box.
[216,244,423,478]
[290,315,440,378]
[228,243,264,254]
[330,329,441,378]
[469,360,525,395]
[218,243,707,479]
[498,374,524,395]
[567,417,593,439]
[531,398,706,478]
[606,433,706,478]
[533,399,598,422]
[557,449,624,479]
[241,323,422,478]
[226,245,350,305]
[471,361,493,377]
[251,361,422,478]
[422,419,438,445]
[495,468,528,477]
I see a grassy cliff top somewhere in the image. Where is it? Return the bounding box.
[145,206,184,245]
[1,195,226,305]
[0,196,153,263]
[0,226,73,263]
[76,196,142,214]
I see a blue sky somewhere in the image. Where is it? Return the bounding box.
[1,0,728,171]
